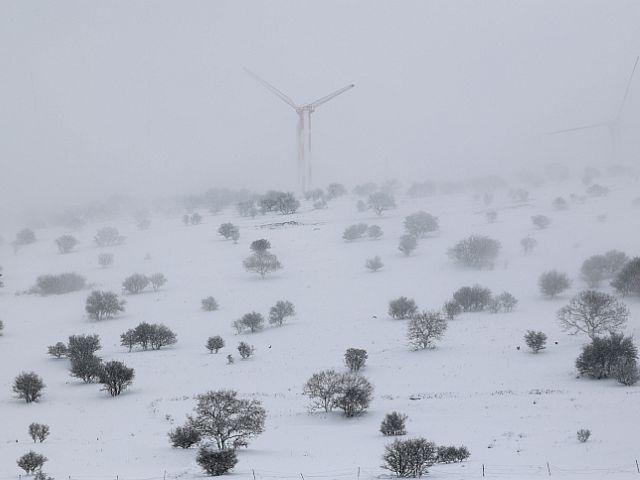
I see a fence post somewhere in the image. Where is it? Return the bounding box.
[252,469,256,480]
[482,464,485,477]
[300,473,305,480]
[546,462,551,476]
[636,459,639,473]
[357,466,360,480]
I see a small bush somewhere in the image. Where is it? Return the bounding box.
[345,348,368,372]
[521,236,538,254]
[442,300,462,320]
[367,192,396,215]
[70,355,103,383]
[269,300,295,326]
[243,252,282,277]
[15,228,36,246]
[356,199,368,212]
[55,234,78,254]
[28,423,50,443]
[191,213,203,225]
[524,331,547,353]
[366,256,384,272]
[201,296,219,311]
[234,312,265,333]
[436,445,470,463]
[169,425,202,448]
[335,373,374,417]
[343,223,368,241]
[452,285,492,312]
[380,412,407,436]
[404,212,439,238]
[448,235,501,269]
[85,290,126,320]
[250,239,271,253]
[122,274,150,294]
[612,358,640,386]
[486,210,497,223]
[382,438,438,477]
[196,447,238,476]
[121,323,177,351]
[237,342,255,359]
[398,235,417,256]
[389,297,418,319]
[576,333,638,380]
[531,215,551,229]
[577,429,591,443]
[17,451,47,474]
[149,273,167,291]
[407,311,448,350]
[553,197,569,210]
[13,372,45,403]
[218,223,238,240]
[99,360,134,396]
[206,336,225,353]
[612,257,640,296]
[539,270,571,298]
[47,342,68,358]
[33,273,86,295]
[94,227,125,247]
[367,225,383,239]
[98,252,114,268]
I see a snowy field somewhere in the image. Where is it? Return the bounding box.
[1,178,640,480]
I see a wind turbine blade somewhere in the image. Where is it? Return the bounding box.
[616,56,639,123]
[307,84,355,109]
[549,122,610,135]
[244,68,298,109]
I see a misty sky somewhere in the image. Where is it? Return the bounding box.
[1,0,640,213]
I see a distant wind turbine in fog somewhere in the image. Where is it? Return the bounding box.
[551,56,639,162]
[245,68,355,194]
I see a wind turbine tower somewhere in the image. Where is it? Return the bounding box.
[246,69,355,193]
[551,56,639,162]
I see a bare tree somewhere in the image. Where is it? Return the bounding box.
[303,369,343,412]
[98,252,114,268]
[367,192,396,215]
[539,270,571,298]
[557,290,629,339]
[243,251,282,278]
[269,300,295,326]
[55,235,78,254]
[404,212,439,238]
[407,311,448,349]
[149,273,167,291]
[448,235,500,269]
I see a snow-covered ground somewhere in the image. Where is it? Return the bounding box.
[1,178,640,480]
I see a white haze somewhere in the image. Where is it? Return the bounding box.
[1,0,640,216]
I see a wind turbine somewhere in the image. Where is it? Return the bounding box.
[245,68,355,193]
[550,56,639,163]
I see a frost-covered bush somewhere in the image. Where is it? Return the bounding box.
[553,197,569,210]
[335,373,374,417]
[389,297,418,319]
[524,331,547,353]
[70,355,103,383]
[404,212,439,238]
[452,285,492,312]
[196,447,238,476]
[68,334,101,359]
[581,250,628,287]
[190,212,203,225]
[94,227,125,247]
[218,223,238,240]
[28,423,50,443]
[47,342,68,358]
[121,323,177,351]
[612,257,640,296]
[237,341,255,359]
[344,348,368,372]
[269,300,295,326]
[367,191,396,215]
[250,239,271,253]
[99,360,134,396]
[558,290,628,339]
[576,333,638,381]
[586,184,609,197]
[327,183,347,199]
[380,412,407,436]
[442,300,462,320]
[448,235,501,269]
[436,445,470,463]
[15,228,36,246]
[13,372,45,403]
[201,296,219,312]
[398,235,417,256]
[33,273,86,295]
[149,273,167,291]
[343,223,368,241]
[233,312,264,333]
[382,438,438,477]
[407,311,448,349]
[521,236,538,254]
[259,190,300,215]
[55,234,78,254]
[366,256,384,272]
[98,252,114,268]
[187,389,266,449]
[531,214,551,229]
[17,451,47,474]
[206,336,225,353]
[85,290,126,320]
[237,200,258,218]
[367,224,383,239]
[122,274,150,294]
[243,251,282,278]
[488,292,518,313]
[169,425,201,448]
[577,429,591,443]
[539,270,571,298]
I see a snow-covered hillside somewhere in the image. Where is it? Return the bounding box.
[1,179,640,479]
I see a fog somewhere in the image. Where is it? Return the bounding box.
[1,0,640,217]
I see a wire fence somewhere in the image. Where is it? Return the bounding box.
[5,461,640,480]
